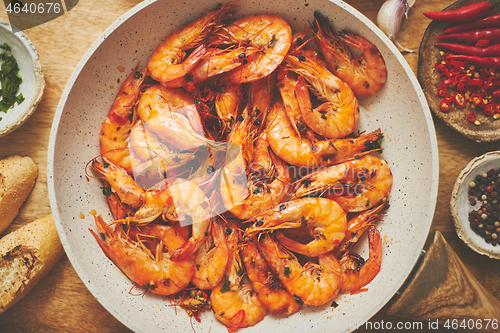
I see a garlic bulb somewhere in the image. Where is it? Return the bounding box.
[377,0,416,53]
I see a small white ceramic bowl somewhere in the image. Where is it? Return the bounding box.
[0,20,45,138]
[451,151,500,259]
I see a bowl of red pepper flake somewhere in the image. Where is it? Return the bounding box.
[451,151,500,259]
[419,0,500,142]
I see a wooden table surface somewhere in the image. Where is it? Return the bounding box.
[0,0,499,332]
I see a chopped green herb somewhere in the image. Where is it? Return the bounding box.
[0,43,24,113]
[293,294,304,306]
[101,186,112,196]
[0,43,11,51]
[220,279,231,293]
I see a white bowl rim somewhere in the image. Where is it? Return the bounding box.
[0,19,45,137]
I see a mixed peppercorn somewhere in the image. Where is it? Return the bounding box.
[468,167,500,245]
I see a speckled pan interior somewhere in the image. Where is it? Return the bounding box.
[47,0,439,332]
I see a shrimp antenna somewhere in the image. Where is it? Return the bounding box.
[129,284,148,297]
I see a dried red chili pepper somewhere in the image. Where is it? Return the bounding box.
[438,28,500,44]
[457,81,466,92]
[434,48,500,121]
[471,93,484,106]
[435,42,500,57]
[437,86,447,96]
[439,100,451,112]
[471,78,484,86]
[186,81,195,91]
[449,68,462,77]
[424,0,500,23]
[476,39,491,47]
[199,89,214,102]
[443,93,453,104]
[447,54,500,69]
[441,77,456,87]
[483,76,497,89]
[455,74,471,85]
[495,104,500,113]
[454,92,467,107]
[480,67,493,76]
[492,88,500,98]
[467,111,477,122]
[449,59,467,70]
[446,70,454,79]
[484,103,495,115]
[446,13,500,33]
[435,62,447,72]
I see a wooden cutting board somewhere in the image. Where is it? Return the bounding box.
[0,0,499,332]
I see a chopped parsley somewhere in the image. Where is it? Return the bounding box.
[293,295,304,306]
[101,186,112,196]
[220,279,231,293]
[0,43,24,117]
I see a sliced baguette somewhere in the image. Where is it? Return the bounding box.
[0,214,64,315]
[0,155,38,235]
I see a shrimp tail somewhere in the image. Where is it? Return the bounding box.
[276,231,341,256]
[336,30,365,51]
[181,43,207,75]
[170,237,198,262]
[227,309,245,333]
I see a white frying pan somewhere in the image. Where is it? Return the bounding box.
[48,0,439,331]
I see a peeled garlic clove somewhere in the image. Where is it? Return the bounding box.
[377,0,416,53]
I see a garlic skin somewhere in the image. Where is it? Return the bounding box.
[377,0,416,53]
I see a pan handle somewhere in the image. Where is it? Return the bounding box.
[387,231,500,333]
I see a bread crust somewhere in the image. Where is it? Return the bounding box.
[0,214,64,315]
[0,155,38,235]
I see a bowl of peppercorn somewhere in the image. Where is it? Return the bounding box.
[451,151,500,259]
